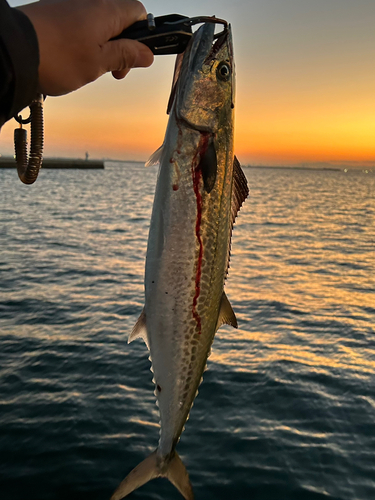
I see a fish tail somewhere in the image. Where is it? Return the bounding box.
[110,449,194,500]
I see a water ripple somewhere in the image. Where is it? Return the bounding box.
[0,165,374,499]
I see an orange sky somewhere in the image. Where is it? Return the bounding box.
[1,0,375,166]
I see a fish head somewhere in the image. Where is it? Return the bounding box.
[170,22,235,133]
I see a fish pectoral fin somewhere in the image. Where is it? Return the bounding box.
[128,308,149,349]
[216,292,238,330]
[145,144,164,167]
[199,136,217,193]
[110,450,194,500]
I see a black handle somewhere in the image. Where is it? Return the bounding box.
[112,14,193,55]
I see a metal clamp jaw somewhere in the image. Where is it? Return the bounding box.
[113,13,228,55]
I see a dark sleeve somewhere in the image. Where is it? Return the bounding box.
[0,0,39,129]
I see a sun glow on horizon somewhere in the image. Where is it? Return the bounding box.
[2,0,375,167]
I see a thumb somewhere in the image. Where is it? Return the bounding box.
[101,39,154,74]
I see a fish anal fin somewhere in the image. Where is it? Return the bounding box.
[216,292,238,331]
[145,144,164,167]
[128,308,149,349]
[110,450,194,500]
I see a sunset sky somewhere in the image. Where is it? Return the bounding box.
[1,0,375,166]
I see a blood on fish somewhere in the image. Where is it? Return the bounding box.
[191,132,210,335]
[173,184,179,191]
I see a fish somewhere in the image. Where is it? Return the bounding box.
[111,21,248,500]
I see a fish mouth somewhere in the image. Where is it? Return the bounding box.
[187,23,216,74]
[167,22,232,121]
[189,22,231,71]
[171,22,233,132]
[183,22,232,86]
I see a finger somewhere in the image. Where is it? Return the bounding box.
[101,39,154,73]
[109,0,148,38]
[112,69,130,79]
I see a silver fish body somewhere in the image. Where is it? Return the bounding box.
[111,22,248,500]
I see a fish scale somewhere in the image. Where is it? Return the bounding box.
[111,21,248,500]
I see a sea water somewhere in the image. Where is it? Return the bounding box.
[0,164,374,500]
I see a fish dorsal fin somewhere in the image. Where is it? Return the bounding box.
[128,308,149,349]
[225,156,249,278]
[145,144,164,167]
[231,155,249,225]
[216,292,238,331]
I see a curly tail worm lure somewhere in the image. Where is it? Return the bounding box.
[14,93,44,185]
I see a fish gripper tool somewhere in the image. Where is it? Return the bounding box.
[112,13,228,55]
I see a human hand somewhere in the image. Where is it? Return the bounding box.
[18,0,154,96]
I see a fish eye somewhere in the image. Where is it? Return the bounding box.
[216,61,231,82]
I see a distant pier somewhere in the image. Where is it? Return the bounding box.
[0,157,104,169]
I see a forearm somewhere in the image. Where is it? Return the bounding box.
[18,0,153,96]
[0,0,153,130]
[0,0,39,128]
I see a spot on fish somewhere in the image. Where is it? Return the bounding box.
[173,184,179,191]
